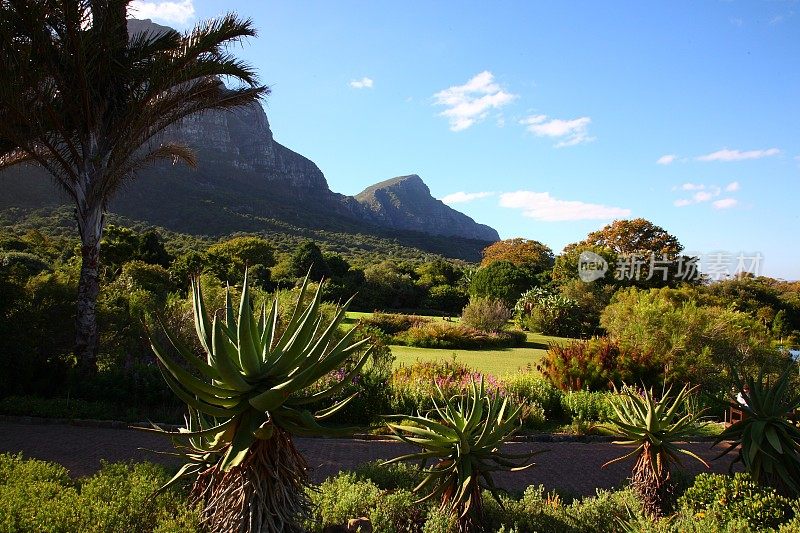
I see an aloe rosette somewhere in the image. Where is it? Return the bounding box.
[604,384,709,516]
[148,271,371,532]
[385,378,540,531]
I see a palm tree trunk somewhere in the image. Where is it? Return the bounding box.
[75,201,104,377]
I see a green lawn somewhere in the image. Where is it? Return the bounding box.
[344,312,572,376]
[390,332,570,377]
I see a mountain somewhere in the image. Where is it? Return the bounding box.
[356,175,498,241]
[0,19,499,260]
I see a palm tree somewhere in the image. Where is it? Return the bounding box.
[0,1,267,375]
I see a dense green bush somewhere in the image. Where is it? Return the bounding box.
[353,461,425,491]
[307,473,382,530]
[422,284,469,314]
[389,359,501,415]
[601,287,780,392]
[360,312,431,335]
[515,288,584,338]
[0,455,200,532]
[461,296,512,333]
[394,321,526,350]
[543,337,660,391]
[469,260,536,306]
[680,473,795,530]
[503,373,566,420]
[561,390,615,423]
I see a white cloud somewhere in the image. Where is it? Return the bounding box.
[713,198,738,209]
[433,71,516,131]
[696,148,780,162]
[693,191,715,202]
[129,0,195,24]
[657,154,677,165]
[349,77,374,89]
[681,183,705,191]
[674,182,739,208]
[520,115,593,147]
[441,191,495,205]
[499,191,630,221]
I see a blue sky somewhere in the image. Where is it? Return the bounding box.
[130,1,800,279]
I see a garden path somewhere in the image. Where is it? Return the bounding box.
[0,421,738,496]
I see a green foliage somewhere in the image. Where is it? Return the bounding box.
[469,260,536,306]
[460,297,512,333]
[601,287,779,392]
[353,460,426,491]
[515,288,583,337]
[502,374,565,420]
[361,260,422,310]
[360,312,431,335]
[715,366,800,496]
[561,390,615,423]
[679,473,794,530]
[289,240,330,281]
[543,337,660,391]
[386,378,539,528]
[206,235,275,286]
[151,272,372,481]
[394,321,526,350]
[0,454,200,533]
[101,225,172,276]
[307,473,382,530]
[423,284,469,314]
[604,385,709,516]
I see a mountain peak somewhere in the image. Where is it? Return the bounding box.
[355,175,499,242]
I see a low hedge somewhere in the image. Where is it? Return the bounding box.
[0,454,200,532]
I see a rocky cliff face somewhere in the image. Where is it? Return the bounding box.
[356,175,499,241]
[0,19,499,252]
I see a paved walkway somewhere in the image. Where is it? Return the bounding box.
[0,421,738,496]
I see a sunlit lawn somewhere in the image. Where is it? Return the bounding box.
[390,332,569,377]
[344,311,572,377]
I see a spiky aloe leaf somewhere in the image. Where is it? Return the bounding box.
[384,376,542,528]
[146,269,374,490]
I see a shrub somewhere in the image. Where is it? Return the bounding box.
[0,455,200,532]
[389,359,503,415]
[394,321,525,350]
[386,379,539,530]
[308,473,382,530]
[423,285,468,314]
[515,288,583,337]
[502,373,565,420]
[360,312,430,335]
[543,337,660,391]
[460,297,512,333]
[600,287,778,392]
[422,507,458,533]
[353,460,424,491]
[679,473,794,530]
[370,489,424,533]
[561,390,615,422]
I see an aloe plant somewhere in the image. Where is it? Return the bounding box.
[148,272,372,533]
[603,384,709,517]
[385,378,539,532]
[715,366,800,496]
